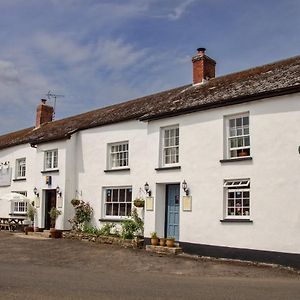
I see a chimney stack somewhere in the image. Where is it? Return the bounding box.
[36,99,54,128]
[192,48,216,85]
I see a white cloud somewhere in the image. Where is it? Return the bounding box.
[167,0,196,20]
[0,60,19,83]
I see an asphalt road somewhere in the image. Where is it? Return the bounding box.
[0,232,299,300]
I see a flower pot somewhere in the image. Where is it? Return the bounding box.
[133,199,145,208]
[166,238,175,247]
[34,227,40,232]
[50,227,56,238]
[159,238,166,246]
[151,238,159,246]
[25,226,34,235]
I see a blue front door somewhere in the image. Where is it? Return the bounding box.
[166,184,180,241]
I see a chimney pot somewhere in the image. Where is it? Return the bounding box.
[192,47,216,85]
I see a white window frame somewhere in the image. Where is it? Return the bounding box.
[107,141,129,170]
[11,191,28,215]
[44,149,58,171]
[225,113,250,159]
[224,179,250,219]
[16,158,26,178]
[103,186,132,219]
[161,125,179,167]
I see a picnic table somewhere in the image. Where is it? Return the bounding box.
[0,217,26,231]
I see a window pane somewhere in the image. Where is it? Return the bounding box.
[243,116,249,125]
[126,189,132,202]
[112,204,119,216]
[106,204,112,216]
[119,189,125,202]
[119,203,126,216]
[112,189,119,202]
[106,189,112,202]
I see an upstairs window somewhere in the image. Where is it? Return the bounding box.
[108,142,129,169]
[44,149,58,170]
[227,114,250,158]
[224,179,250,218]
[162,125,179,166]
[16,158,26,178]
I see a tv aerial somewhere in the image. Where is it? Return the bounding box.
[46,91,65,119]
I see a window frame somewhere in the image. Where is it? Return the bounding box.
[225,113,250,159]
[103,186,132,219]
[107,141,129,170]
[224,179,250,219]
[15,157,26,179]
[11,191,28,215]
[161,125,180,167]
[44,149,58,171]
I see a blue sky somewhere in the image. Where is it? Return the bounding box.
[0,0,299,134]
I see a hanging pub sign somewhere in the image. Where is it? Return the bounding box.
[0,167,12,187]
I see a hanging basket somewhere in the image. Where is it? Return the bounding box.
[133,198,145,208]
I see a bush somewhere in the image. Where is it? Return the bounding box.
[82,224,101,236]
[99,223,116,236]
[69,200,93,230]
[120,208,144,239]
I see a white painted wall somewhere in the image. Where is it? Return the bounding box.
[0,144,36,217]
[145,93,300,254]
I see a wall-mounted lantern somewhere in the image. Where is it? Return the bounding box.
[144,182,152,197]
[182,180,189,196]
[33,187,39,197]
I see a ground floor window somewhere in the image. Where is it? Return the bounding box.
[224,180,250,217]
[11,191,28,214]
[104,187,132,217]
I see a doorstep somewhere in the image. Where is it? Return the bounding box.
[27,230,51,238]
[146,245,183,255]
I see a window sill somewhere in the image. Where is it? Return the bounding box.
[220,157,253,163]
[13,178,26,182]
[9,213,27,217]
[220,219,253,223]
[155,166,181,171]
[104,168,130,173]
[99,218,126,222]
[41,169,59,174]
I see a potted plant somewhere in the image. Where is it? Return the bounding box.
[133,198,145,208]
[150,232,158,246]
[49,207,62,238]
[166,236,175,247]
[25,202,36,235]
[159,238,166,246]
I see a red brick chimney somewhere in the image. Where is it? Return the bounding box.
[36,99,54,127]
[192,48,216,85]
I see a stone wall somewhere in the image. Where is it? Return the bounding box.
[62,231,144,249]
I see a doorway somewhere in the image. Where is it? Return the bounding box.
[165,184,180,241]
[44,189,57,229]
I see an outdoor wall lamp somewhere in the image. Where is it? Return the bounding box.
[182,180,189,196]
[56,186,62,197]
[33,187,39,197]
[144,182,152,197]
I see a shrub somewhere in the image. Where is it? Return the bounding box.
[120,208,144,239]
[69,200,93,230]
[83,224,101,236]
[99,223,115,236]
